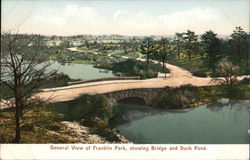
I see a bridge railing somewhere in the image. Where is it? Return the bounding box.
[67,76,140,86]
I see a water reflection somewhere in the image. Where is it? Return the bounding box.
[206,98,250,112]
[111,100,191,127]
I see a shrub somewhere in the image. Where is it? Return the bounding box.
[40,73,80,88]
[69,95,120,141]
[193,71,208,77]
[154,85,198,109]
[111,59,166,79]
[72,95,113,127]
[92,117,109,133]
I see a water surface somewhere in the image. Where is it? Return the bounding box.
[49,98,250,144]
[49,61,115,80]
[112,99,250,144]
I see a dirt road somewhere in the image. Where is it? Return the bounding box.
[1,48,248,109]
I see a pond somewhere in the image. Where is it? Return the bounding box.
[50,98,250,144]
[49,61,115,80]
[112,98,250,144]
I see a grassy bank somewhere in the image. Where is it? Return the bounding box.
[0,106,78,143]
[154,78,250,109]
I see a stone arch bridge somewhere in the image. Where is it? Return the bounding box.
[101,88,164,105]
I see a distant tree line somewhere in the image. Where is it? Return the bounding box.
[138,26,249,75]
[40,26,249,76]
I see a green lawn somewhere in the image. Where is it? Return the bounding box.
[77,46,99,53]
[168,53,213,77]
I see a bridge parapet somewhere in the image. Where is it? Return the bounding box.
[68,76,140,86]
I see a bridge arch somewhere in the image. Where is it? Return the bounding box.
[102,88,163,105]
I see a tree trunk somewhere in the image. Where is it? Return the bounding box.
[177,46,180,60]
[18,73,24,118]
[162,57,166,78]
[177,41,180,60]
[187,40,191,61]
[247,50,249,67]
[162,57,167,78]
[188,43,191,61]
[188,51,191,61]
[146,53,149,64]
[14,77,21,143]
[14,106,21,143]
[209,51,216,74]
[237,41,240,57]
[246,41,249,67]
[14,91,21,143]
[212,57,216,75]
[146,51,149,71]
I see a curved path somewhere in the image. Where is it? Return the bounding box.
[0,48,249,109]
[35,57,246,104]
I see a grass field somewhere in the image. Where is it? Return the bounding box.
[168,53,250,77]
[168,53,212,77]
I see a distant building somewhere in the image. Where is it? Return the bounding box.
[50,36,58,41]
[72,36,78,41]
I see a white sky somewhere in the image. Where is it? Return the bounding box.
[1,0,249,36]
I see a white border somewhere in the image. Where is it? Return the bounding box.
[0,144,249,160]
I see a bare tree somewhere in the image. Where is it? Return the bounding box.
[0,31,56,143]
[213,59,240,86]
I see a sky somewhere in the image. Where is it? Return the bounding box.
[1,0,250,36]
